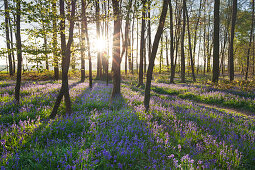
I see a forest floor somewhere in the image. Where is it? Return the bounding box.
[0,77,255,169]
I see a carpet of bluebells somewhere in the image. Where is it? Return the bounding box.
[0,80,255,169]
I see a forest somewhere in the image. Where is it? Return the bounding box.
[0,0,255,169]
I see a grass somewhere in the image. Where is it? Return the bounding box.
[1,77,255,169]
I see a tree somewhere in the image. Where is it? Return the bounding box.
[52,0,59,80]
[245,0,254,80]
[144,0,168,111]
[50,0,76,119]
[96,0,102,79]
[84,1,92,89]
[15,0,22,103]
[169,0,175,83]
[80,0,86,82]
[212,0,220,83]
[111,0,121,99]
[229,0,237,81]
[185,4,196,82]
[138,0,146,86]
[181,0,186,83]
[4,0,13,76]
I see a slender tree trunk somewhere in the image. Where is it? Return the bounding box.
[138,0,146,86]
[144,0,168,111]
[81,0,86,82]
[15,0,22,103]
[52,0,59,80]
[160,37,163,74]
[181,0,186,83]
[207,14,211,72]
[212,0,220,83]
[111,0,121,99]
[193,0,202,64]
[185,6,196,82]
[148,1,152,72]
[96,0,102,79]
[42,24,49,70]
[4,0,13,76]
[84,2,92,88]
[50,0,76,119]
[166,35,169,67]
[9,18,15,73]
[136,17,139,73]
[131,0,136,74]
[245,0,254,80]
[169,0,175,83]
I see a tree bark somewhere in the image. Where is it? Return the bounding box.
[212,0,220,83]
[144,0,168,111]
[4,0,13,76]
[96,0,102,79]
[50,0,76,119]
[181,0,186,83]
[185,5,196,82]
[15,0,22,103]
[169,0,175,83]
[52,0,59,80]
[81,0,86,82]
[138,0,146,86]
[229,0,237,81]
[245,0,254,80]
[111,0,121,99]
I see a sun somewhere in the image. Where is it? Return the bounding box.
[95,38,106,52]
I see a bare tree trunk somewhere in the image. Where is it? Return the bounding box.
[52,0,59,80]
[50,0,76,119]
[111,0,121,99]
[138,0,146,86]
[15,0,22,103]
[193,0,202,64]
[4,0,13,76]
[160,37,163,74]
[136,17,139,73]
[84,1,92,88]
[245,0,254,80]
[169,0,175,83]
[144,0,168,111]
[181,0,186,83]
[166,35,169,67]
[96,0,102,79]
[212,0,220,83]
[9,18,15,73]
[131,0,136,74]
[185,6,196,82]
[80,0,86,82]
[42,24,49,70]
[148,0,152,72]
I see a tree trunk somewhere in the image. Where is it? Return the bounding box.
[15,0,22,103]
[185,6,196,82]
[50,0,76,119]
[181,0,186,83]
[160,37,163,74]
[4,0,13,76]
[212,0,220,83]
[166,35,169,67]
[111,0,121,99]
[9,18,15,73]
[245,0,254,80]
[169,0,175,83]
[81,0,86,82]
[138,0,146,86]
[96,0,102,79]
[144,0,168,111]
[148,1,152,72]
[52,0,59,80]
